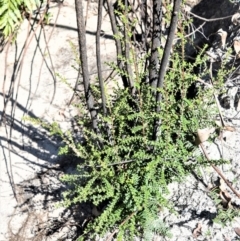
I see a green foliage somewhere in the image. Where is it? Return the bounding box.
[35,3,230,239]
[214,207,240,227]
[209,187,240,227]
[24,1,233,240]
[57,44,227,240]
[0,0,45,37]
[0,0,22,36]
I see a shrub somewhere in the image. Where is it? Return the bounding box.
[22,0,233,239]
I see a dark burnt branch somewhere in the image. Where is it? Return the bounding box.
[106,0,129,88]
[157,0,181,93]
[97,0,112,143]
[149,0,162,89]
[153,0,182,140]
[96,0,107,116]
[124,0,134,90]
[75,0,98,132]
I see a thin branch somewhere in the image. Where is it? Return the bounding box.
[106,211,137,241]
[1,33,13,126]
[30,3,61,109]
[209,61,226,127]
[10,6,51,145]
[189,12,232,22]
[96,0,112,144]
[197,78,226,127]
[174,22,206,41]
[79,159,136,168]
[106,0,129,88]
[200,143,240,199]
[85,0,90,26]
[1,5,48,126]
[41,6,60,105]
[124,0,134,90]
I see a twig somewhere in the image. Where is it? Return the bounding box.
[79,159,136,169]
[85,0,90,26]
[212,85,226,127]
[1,33,13,125]
[175,22,206,41]
[196,78,212,87]
[200,143,240,199]
[28,2,61,114]
[106,211,137,241]
[124,0,134,90]
[41,4,60,105]
[106,0,129,88]
[9,3,51,149]
[196,78,226,127]
[209,61,226,127]
[189,12,232,22]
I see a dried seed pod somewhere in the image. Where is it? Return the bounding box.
[233,38,240,58]
[217,29,227,49]
[232,12,240,26]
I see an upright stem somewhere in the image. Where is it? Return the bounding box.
[153,0,182,140]
[96,0,107,116]
[75,0,98,132]
[149,0,162,90]
[124,0,134,90]
[106,0,129,88]
[156,0,182,108]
